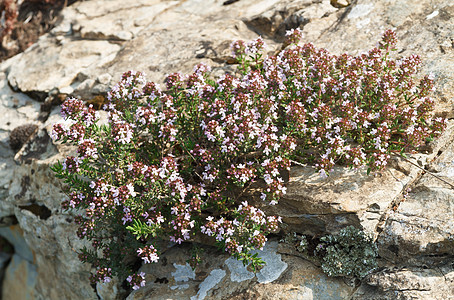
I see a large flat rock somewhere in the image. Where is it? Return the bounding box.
[378,138,454,263]
[0,0,453,299]
[5,38,120,93]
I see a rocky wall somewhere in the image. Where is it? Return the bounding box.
[0,0,453,299]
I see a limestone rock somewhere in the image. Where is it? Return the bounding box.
[299,0,454,117]
[2,254,37,300]
[13,210,97,300]
[127,239,354,299]
[9,124,39,152]
[0,252,11,293]
[377,137,454,264]
[330,0,350,9]
[0,0,453,299]
[243,0,338,39]
[5,38,121,93]
[14,128,59,164]
[273,163,418,236]
[0,74,41,131]
[352,265,454,299]
[0,72,41,215]
[73,0,177,41]
[0,225,34,263]
[230,254,356,300]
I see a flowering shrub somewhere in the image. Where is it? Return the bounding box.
[51,29,445,289]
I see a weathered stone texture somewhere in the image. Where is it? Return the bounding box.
[0,0,453,299]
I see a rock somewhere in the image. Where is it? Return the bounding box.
[0,225,34,263]
[74,78,96,97]
[377,137,454,264]
[0,74,41,131]
[7,157,66,213]
[0,0,453,299]
[225,241,288,284]
[2,254,37,300]
[330,0,350,8]
[0,72,41,214]
[127,243,228,300]
[96,73,112,85]
[192,269,226,300]
[72,0,178,41]
[13,128,59,164]
[13,210,98,300]
[127,239,354,299]
[58,86,74,95]
[96,278,126,300]
[230,254,356,300]
[96,0,268,87]
[265,122,454,240]
[0,252,11,292]
[5,38,121,93]
[9,124,39,152]
[352,265,454,299]
[243,0,338,39]
[268,153,422,237]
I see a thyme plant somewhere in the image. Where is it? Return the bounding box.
[51,29,445,289]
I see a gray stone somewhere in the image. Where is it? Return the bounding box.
[6,39,120,92]
[190,269,226,300]
[2,254,38,300]
[58,86,74,95]
[377,137,454,263]
[96,278,124,300]
[225,241,287,284]
[225,256,255,283]
[74,79,96,94]
[0,0,453,299]
[0,75,40,132]
[242,0,337,39]
[0,252,11,286]
[232,254,355,300]
[73,0,176,41]
[91,83,110,95]
[97,73,112,85]
[172,263,196,284]
[0,225,34,263]
[13,210,97,300]
[347,3,374,19]
[253,241,288,284]
[272,156,422,236]
[352,265,454,300]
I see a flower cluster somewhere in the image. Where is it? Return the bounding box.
[201,201,281,255]
[137,245,159,264]
[127,272,146,290]
[51,30,445,289]
[245,29,445,175]
[90,267,112,284]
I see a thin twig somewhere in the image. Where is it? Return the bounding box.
[393,153,454,189]
[289,159,307,167]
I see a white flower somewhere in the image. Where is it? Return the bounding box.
[126,183,136,197]
[319,169,328,178]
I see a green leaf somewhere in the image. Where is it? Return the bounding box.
[126,219,158,240]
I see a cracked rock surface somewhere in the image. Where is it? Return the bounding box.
[0,0,453,299]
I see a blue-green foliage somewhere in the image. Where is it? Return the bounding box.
[316,226,378,278]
